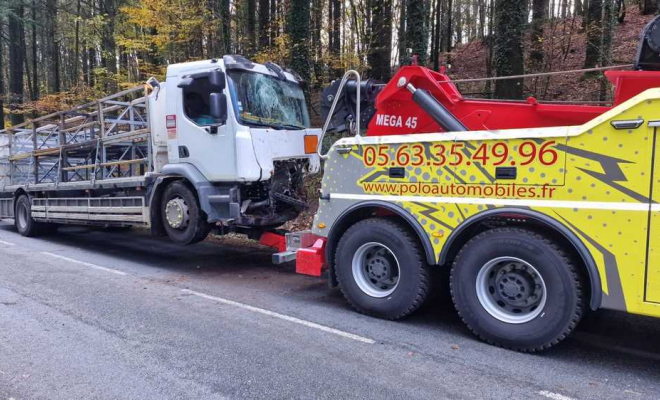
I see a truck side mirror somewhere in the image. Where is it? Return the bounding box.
[177,77,194,88]
[209,70,226,91]
[210,92,227,124]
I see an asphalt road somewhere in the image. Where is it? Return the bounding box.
[0,221,658,400]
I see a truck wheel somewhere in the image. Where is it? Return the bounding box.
[450,227,585,352]
[335,218,431,320]
[161,181,211,245]
[14,195,44,237]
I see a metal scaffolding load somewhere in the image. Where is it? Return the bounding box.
[0,86,152,191]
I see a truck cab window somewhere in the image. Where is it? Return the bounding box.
[183,77,215,126]
[227,70,310,130]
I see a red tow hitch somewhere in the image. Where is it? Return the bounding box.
[258,231,287,252]
[261,231,327,277]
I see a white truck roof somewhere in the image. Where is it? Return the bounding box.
[165,57,301,84]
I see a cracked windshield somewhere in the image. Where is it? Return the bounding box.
[228,70,311,130]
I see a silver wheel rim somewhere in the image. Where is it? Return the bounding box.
[165,196,190,229]
[17,202,28,230]
[475,256,547,324]
[352,242,400,298]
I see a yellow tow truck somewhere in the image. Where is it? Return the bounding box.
[274,17,660,351]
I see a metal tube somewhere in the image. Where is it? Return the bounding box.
[406,83,468,132]
[317,70,362,160]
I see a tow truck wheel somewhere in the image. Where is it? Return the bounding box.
[14,195,45,237]
[335,218,431,320]
[450,227,585,352]
[161,181,211,245]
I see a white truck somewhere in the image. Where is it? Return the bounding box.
[0,55,321,244]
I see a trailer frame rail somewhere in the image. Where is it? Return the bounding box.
[0,86,153,192]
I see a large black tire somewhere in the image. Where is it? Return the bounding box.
[14,195,45,237]
[161,181,211,245]
[450,227,585,352]
[335,218,431,320]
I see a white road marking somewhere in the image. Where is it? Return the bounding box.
[0,240,15,246]
[538,390,577,400]
[41,252,127,276]
[182,289,376,344]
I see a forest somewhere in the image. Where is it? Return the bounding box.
[0,0,657,129]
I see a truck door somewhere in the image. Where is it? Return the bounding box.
[647,121,660,303]
[174,73,237,182]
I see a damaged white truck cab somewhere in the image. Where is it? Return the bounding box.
[0,55,320,244]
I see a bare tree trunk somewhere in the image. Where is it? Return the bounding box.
[641,0,658,15]
[465,0,472,41]
[575,0,584,16]
[330,0,341,71]
[485,0,495,96]
[549,0,555,18]
[224,0,231,53]
[431,0,442,69]
[348,0,362,56]
[270,0,278,44]
[441,0,453,53]
[494,0,525,99]
[583,0,602,69]
[45,0,60,93]
[247,0,256,56]
[214,0,231,54]
[30,0,38,101]
[328,0,334,51]
[332,0,341,55]
[616,0,625,23]
[82,40,89,85]
[24,32,32,102]
[397,0,407,65]
[100,0,117,91]
[530,0,548,72]
[311,0,324,84]
[406,0,430,65]
[478,0,486,39]
[600,0,614,100]
[454,0,463,45]
[9,2,25,125]
[288,0,311,82]
[368,0,393,80]
[83,1,95,86]
[87,46,95,87]
[365,0,373,57]
[74,0,82,86]
[0,17,5,129]
[258,0,270,49]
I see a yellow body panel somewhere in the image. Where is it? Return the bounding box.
[316,88,660,318]
[646,125,660,304]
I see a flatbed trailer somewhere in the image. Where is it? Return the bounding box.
[0,56,321,242]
